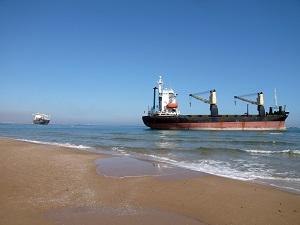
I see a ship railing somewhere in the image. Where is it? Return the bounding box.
[149,111,180,117]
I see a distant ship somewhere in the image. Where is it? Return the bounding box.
[33,113,50,125]
[142,76,289,130]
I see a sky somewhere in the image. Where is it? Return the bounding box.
[0,0,299,126]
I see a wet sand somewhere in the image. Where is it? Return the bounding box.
[95,156,204,180]
[0,138,300,225]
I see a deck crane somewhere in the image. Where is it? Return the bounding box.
[234,92,265,116]
[189,89,218,116]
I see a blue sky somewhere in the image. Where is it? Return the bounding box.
[0,0,299,126]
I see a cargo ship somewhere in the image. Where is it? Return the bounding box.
[142,77,289,130]
[32,113,50,125]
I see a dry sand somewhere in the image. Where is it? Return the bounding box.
[0,138,299,225]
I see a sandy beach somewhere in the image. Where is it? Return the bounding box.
[0,138,299,225]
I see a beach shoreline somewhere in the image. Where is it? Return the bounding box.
[0,138,299,225]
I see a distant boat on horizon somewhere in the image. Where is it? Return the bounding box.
[32,113,50,125]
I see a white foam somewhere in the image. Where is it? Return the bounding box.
[291,150,300,154]
[17,138,91,149]
[141,154,300,190]
[147,154,178,163]
[243,149,300,155]
[268,184,300,193]
[254,176,300,182]
[173,160,254,181]
[111,146,130,156]
[142,154,256,181]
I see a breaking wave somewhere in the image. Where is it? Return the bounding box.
[242,149,300,155]
[182,147,300,156]
[139,154,300,192]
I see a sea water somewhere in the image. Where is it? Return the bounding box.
[0,123,299,193]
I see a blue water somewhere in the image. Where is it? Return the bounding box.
[0,123,299,193]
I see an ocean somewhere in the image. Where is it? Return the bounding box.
[0,123,299,193]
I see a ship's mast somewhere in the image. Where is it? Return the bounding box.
[274,88,278,109]
[158,76,163,111]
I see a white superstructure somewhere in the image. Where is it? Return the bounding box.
[150,76,180,116]
[33,113,50,120]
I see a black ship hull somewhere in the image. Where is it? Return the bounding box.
[142,114,288,130]
[33,119,50,125]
